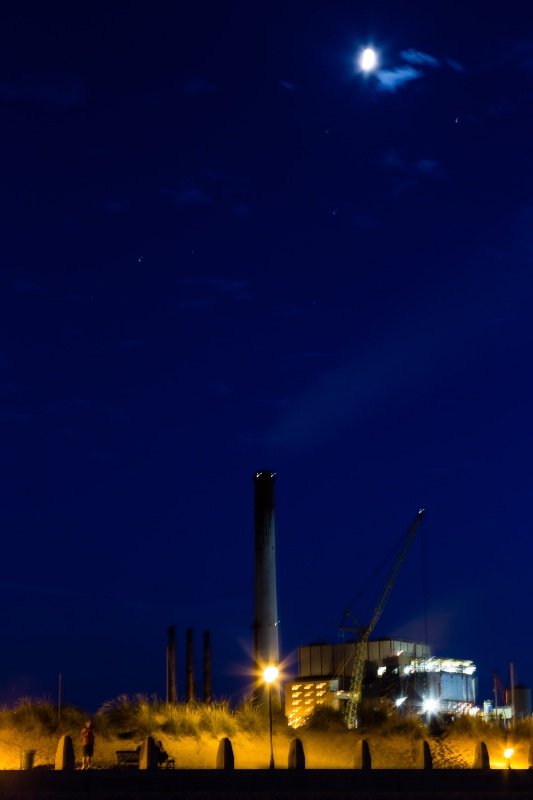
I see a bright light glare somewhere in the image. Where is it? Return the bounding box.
[422,698,439,714]
[395,696,406,707]
[264,665,279,683]
[504,748,514,759]
[360,48,377,72]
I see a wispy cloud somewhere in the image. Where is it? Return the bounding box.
[445,57,465,73]
[375,48,462,93]
[400,48,440,67]
[263,248,520,455]
[375,65,422,92]
[414,159,444,177]
[380,149,445,193]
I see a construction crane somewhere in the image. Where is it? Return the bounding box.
[343,508,426,729]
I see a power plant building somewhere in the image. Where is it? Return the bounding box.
[286,638,477,727]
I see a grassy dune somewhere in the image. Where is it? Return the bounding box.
[0,696,528,770]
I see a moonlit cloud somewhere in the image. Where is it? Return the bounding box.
[415,159,444,177]
[380,149,445,192]
[264,252,521,454]
[400,48,440,67]
[375,65,422,92]
[374,47,455,92]
[445,57,465,72]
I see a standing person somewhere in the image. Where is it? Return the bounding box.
[81,720,95,769]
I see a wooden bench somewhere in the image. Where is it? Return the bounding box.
[116,750,139,767]
[116,749,175,769]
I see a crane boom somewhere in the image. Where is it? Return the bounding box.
[344,508,426,729]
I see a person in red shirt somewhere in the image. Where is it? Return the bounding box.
[81,721,95,769]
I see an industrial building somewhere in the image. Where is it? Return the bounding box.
[285,638,477,727]
[250,476,479,728]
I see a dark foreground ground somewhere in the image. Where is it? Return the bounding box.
[0,769,532,800]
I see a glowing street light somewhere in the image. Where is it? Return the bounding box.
[504,747,514,769]
[264,665,279,769]
[422,697,439,714]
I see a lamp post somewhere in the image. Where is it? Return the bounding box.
[264,665,278,769]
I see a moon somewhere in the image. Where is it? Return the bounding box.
[360,48,377,72]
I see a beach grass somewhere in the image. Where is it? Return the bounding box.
[0,696,527,770]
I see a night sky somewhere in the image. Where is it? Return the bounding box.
[1,1,532,714]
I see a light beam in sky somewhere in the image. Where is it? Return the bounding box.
[360,47,377,71]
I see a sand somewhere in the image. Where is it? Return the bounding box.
[0,725,526,771]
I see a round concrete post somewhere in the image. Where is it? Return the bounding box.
[139,736,158,770]
[288,738,305,769]
[415,740,432,770]
[216,737,234,769]
[354,739,371,770]
[55,735,75,770]
[474,741,490,770]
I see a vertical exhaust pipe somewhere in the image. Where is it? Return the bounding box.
[186,627,194,703]
[167,625,177,704]
[203,630,212,704]
[253,471,280,698]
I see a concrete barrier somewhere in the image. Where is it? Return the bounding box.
[474,741,490,770]
[354,739,371,770]
[288,738,305,769]
[139,736,158,770]
[54,735,75,770]
[415,740,432,770]
[216,738,234,769]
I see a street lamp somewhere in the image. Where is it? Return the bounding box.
[264,665,279,769]
[504,747,514,769]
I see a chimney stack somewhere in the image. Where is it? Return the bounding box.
[186,628,194,703]
[203,630,212,703]
[253,471,280,682]
[167,625,177,704]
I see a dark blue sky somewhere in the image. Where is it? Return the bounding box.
[0,1,532,713]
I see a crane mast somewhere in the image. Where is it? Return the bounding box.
[344,508,426,729]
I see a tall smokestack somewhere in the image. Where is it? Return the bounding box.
[203,630,212,704]
[167,625,177,704]
[253,471,280,678]
[186,628,194,703]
